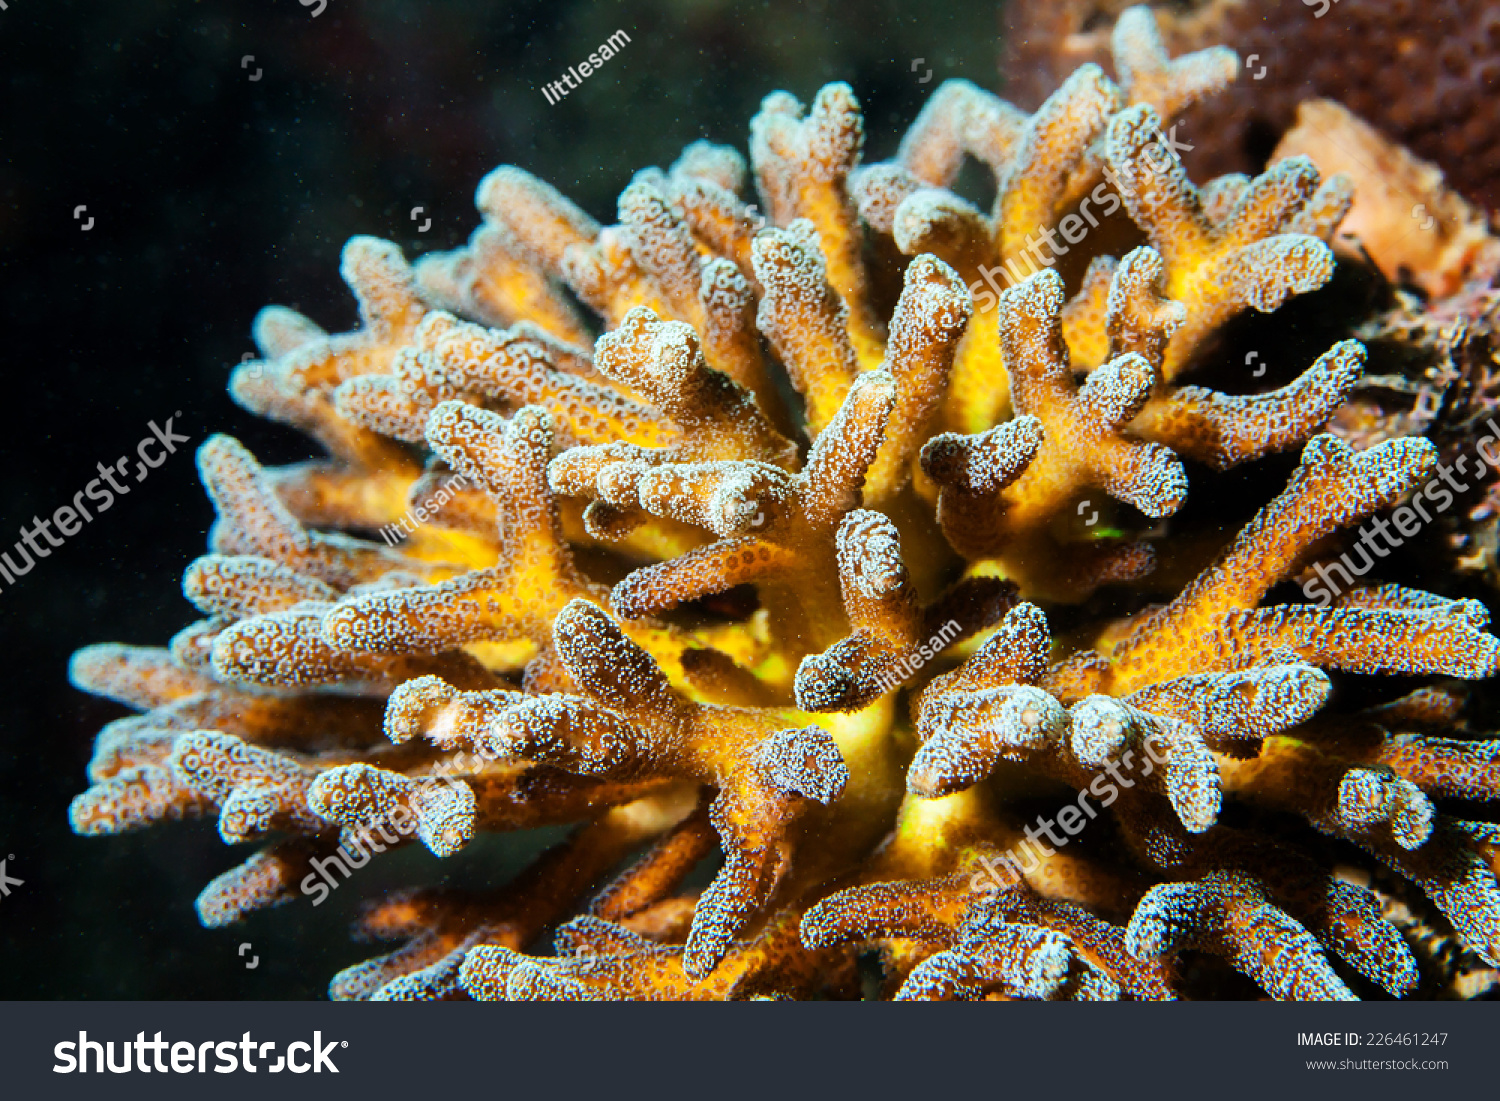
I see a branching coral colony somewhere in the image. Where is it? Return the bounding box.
[68,7,1500,1000]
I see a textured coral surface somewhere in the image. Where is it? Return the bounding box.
[1004,0,1500,211]
[68,6,1500,1000]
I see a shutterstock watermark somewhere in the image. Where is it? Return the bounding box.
[1303,416,1500,608]
[300,817,417,907]
[967,732,1173,893]
[1303,0,1343,17]
[54,1031,344,1074]
[0,415,190,594]
[968,125,1191,310]
[0,854,20,899]
[301,727,505,905]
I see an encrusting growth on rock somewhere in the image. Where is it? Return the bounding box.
[67,6,1500,1000]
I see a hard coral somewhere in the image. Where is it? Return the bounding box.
[68,6,1500,1000]
[1004,0,1500,211]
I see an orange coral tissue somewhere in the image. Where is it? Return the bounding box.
[67,5,1500,1001]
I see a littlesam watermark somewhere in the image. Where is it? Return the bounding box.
[541,30,630,105]
[873,619,961,695]
[378,473,472,546]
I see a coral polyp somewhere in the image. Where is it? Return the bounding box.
[68,6,1500,1000]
